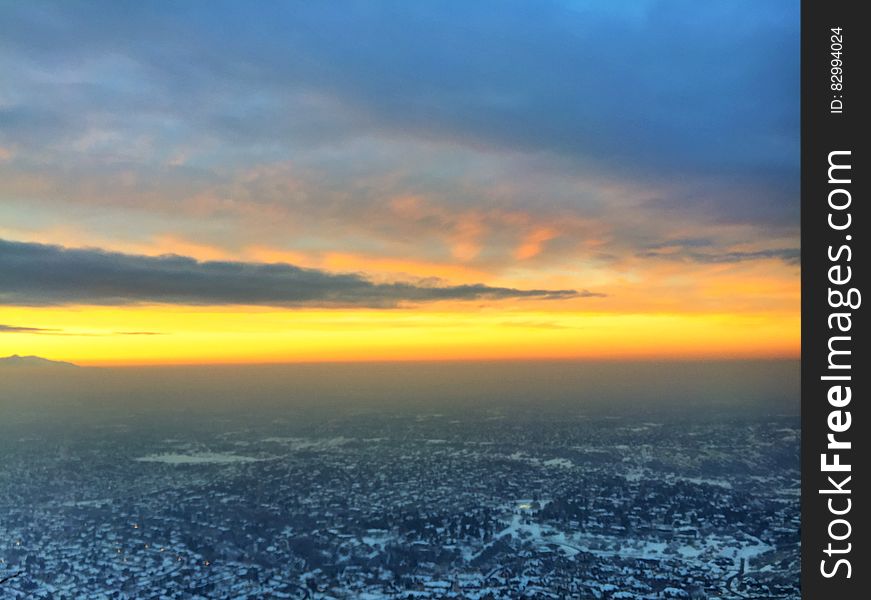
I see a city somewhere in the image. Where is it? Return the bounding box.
[1,403,799,599]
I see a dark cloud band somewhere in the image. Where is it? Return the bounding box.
[0,239,595,307]
[639,247,800,265]
[0,324,59,333]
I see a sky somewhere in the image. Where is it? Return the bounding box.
[0,1,799,366]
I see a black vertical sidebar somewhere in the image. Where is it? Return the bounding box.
[801,0,866,597]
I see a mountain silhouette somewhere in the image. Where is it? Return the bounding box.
[0,354,78,368]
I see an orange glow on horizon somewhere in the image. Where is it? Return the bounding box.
[0,304,798,367]
[0,234,799,367]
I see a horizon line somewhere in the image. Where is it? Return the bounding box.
[25,354,800,369]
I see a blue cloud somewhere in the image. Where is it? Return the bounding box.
[0,239,592,307]
[0,1,799,228]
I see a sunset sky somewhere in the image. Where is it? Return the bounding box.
[0,1,799,366]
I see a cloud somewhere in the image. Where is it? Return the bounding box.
[639,245,799,265]
[0,1,799,299]
[0,239,594,307]
[0,324,60,333]
[0,323,164,336]
[0,1,798,223]
[2,1,798,166]
[114,331,164,336]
